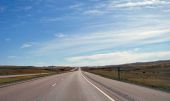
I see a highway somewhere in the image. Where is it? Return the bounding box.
[0,69,169,101]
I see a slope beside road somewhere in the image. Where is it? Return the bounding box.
[0,69,169,101]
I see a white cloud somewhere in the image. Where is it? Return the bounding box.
[21,43,33,48]
[54,33,66,38]
[33,27,170,56]
[70,0,170,17]
[66,51,170,66]
[83,9,105,16]
[110,0,167,8]
[133,48,140,52]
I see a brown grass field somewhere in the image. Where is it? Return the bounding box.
[0,66,73,75]
[0,66,73,85]
[83,60,170,92]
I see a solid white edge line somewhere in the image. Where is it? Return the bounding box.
[81,71,115,101]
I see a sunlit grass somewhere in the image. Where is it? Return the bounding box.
[87,69,170,92]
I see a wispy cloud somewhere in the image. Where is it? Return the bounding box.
[54,33,66,38]
[1,0,169,66]
[21,42,33,48]
[111,0,167,8]
[133,48,140,52]
[83,9,105,16]
[66,51,170,66]
[39,15,74,23]
[32,27,170,57]
[40,17,62,22]
[69,3,83,10]
[67,0,170,17]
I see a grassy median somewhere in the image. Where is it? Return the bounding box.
[0,73,55,85]
[0,66,74,86]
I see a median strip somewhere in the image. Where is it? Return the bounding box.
[0,73,49,78]
[0,73,54,87]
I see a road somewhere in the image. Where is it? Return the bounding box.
[0,69,169,101]
[0,73,49,78]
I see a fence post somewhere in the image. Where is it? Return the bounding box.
[118,67,120,80]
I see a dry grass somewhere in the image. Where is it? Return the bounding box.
[0,66,51,75]
[87,69,170,92]
[0,66,73,75]
[0,66,73,85]
[0,73,52,85]
[84,60,170,92]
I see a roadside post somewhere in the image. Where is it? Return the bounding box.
[117,67,120,80]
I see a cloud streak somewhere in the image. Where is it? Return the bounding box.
[66,51,170,66]
[54,33,66,38]
[71,0,170,17]
[32,27,170,57]
[21,42,34,48]
[83,9,105,15]
[111,0,167,8]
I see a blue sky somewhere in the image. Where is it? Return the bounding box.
[0,0,170,66]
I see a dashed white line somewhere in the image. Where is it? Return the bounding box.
[52,83,56,87]
[81,72,115,101]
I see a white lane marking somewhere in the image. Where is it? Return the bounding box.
[81,72,115,101]
[52,83,56,87]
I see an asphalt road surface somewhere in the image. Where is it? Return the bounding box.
[0,69,169,101]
